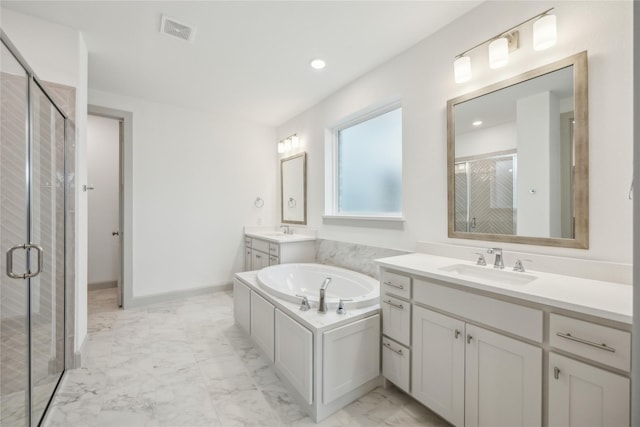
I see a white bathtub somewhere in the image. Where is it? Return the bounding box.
[256,263,379,309]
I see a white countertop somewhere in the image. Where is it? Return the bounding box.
[375,253,632,325]
[245,231,316,244]
[235,271,380,332]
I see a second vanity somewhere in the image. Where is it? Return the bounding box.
[244,229,315,270]
[376,252,632,427]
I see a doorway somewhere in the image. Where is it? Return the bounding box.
[86,105,132,309]
[87,115,122,308]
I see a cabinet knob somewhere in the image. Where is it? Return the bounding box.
[467,334,473,344]
[454,329,461,339]
[553,366,560,380]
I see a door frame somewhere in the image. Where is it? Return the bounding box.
[87,105,133,308]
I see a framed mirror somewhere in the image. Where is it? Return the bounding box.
[447,51,588,248]
[281,152,307,224]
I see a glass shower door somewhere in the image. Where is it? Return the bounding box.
[0,38,30,427]
[29,80,66,425]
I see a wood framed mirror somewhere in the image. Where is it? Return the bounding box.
[447,51,588,248]
[281,152,307,224]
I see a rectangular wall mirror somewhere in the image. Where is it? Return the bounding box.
[281,152,307,224]
[447,51,588,248]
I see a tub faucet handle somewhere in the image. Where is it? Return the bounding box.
[336,299,353,315]
[295,294,311,311]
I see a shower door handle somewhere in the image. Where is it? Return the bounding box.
[6,243,44,279]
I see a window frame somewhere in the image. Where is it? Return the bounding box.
[324,101,405,226]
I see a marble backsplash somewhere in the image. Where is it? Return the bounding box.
[315,239,410,279]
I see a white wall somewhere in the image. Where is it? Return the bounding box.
[276,1,633,264]
[88,89,277,298]
[455,122,517,158]
[87,115,120,284]
[1,8,89,352]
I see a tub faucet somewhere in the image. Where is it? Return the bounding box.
[487,248,504,269]
[318,277,332,313]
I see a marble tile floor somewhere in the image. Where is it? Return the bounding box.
[43,287,451,427]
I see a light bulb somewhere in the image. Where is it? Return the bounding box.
[284,138,292,152]
[291,135,299,148]
[533,14,557,51]
[454,56,471,83]
[489,37,509,69]
[277,142,285,154]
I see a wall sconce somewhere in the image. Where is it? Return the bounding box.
[277,133,299,154]
[453,8,556,83]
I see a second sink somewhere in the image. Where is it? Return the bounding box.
[439,264,537,285]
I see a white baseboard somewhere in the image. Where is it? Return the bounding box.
[128,283,232,308]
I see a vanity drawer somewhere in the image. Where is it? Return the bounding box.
[252,238,269,254]
[381,271,411,299]
[549,314,631,371]
[269,243,279,256]
[382,295,411,346]
[382,337,410,393]
[413,278,543,342]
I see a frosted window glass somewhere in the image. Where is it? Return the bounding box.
[338,108,402,215]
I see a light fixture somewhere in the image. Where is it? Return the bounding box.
[454,56,471,83]
[278,133,300,154]
[453,8,555,83]
[277,142,285,153]
[533,14,557,51]
[310,59,326,70]
[291,134,299,148]
[283,138,292,152]
[489,37,509,69]
[472,120,483,126]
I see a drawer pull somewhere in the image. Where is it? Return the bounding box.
[556,332,616,353]
[553,366,560,380]
[383,342,403,356]
[467,334,473,344]
[454,329,461,339]
[383,281,404,290]
[383,300,404,310]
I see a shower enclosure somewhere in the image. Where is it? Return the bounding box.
[1,33,69,426]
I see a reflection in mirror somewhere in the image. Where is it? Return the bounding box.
[447,52,588,248]
[281,152,307,224]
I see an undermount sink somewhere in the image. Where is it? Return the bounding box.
[260,232,288,237]
[439,264,537,285]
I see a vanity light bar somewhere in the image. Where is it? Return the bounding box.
[454,8,556,83]
[278,133,299,154]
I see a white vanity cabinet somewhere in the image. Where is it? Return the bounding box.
[378,259,632,427]
[411,305,541,427]
[244,235,315,271]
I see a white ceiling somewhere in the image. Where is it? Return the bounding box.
[3,1,481,126]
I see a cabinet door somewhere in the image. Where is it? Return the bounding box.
[252,250,269,270]
[465,324,542,427]
[323,315,380,405]
[233,280,251,334]
[275,309,313,404]
[412,306,465,427]
[245,247,252,271]
[549,352,629,427]
[250,291,275,362]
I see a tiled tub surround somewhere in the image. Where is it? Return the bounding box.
[376,252,632,427]
[234,270,382,422]
[44,287,450,426]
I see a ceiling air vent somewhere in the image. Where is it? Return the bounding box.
[160,15,196,43]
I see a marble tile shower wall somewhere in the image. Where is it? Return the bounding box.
[315,239,410,279]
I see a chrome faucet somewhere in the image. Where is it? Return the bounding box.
[318,277,332,313]
[280,225,290,234]
[487,248,504,269]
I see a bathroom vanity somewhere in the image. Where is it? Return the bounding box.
[376,253,632,427]
[233,270,381,422]
[243,231,315,271]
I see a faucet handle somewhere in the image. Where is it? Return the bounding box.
[512,259,532,273]
[336,299,353,315]
[474,253,487,266]
[295,294,311,311]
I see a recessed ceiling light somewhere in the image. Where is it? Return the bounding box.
[472,120,483,126]
[310,59,326,70]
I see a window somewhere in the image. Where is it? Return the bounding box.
[327,106,402,220]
